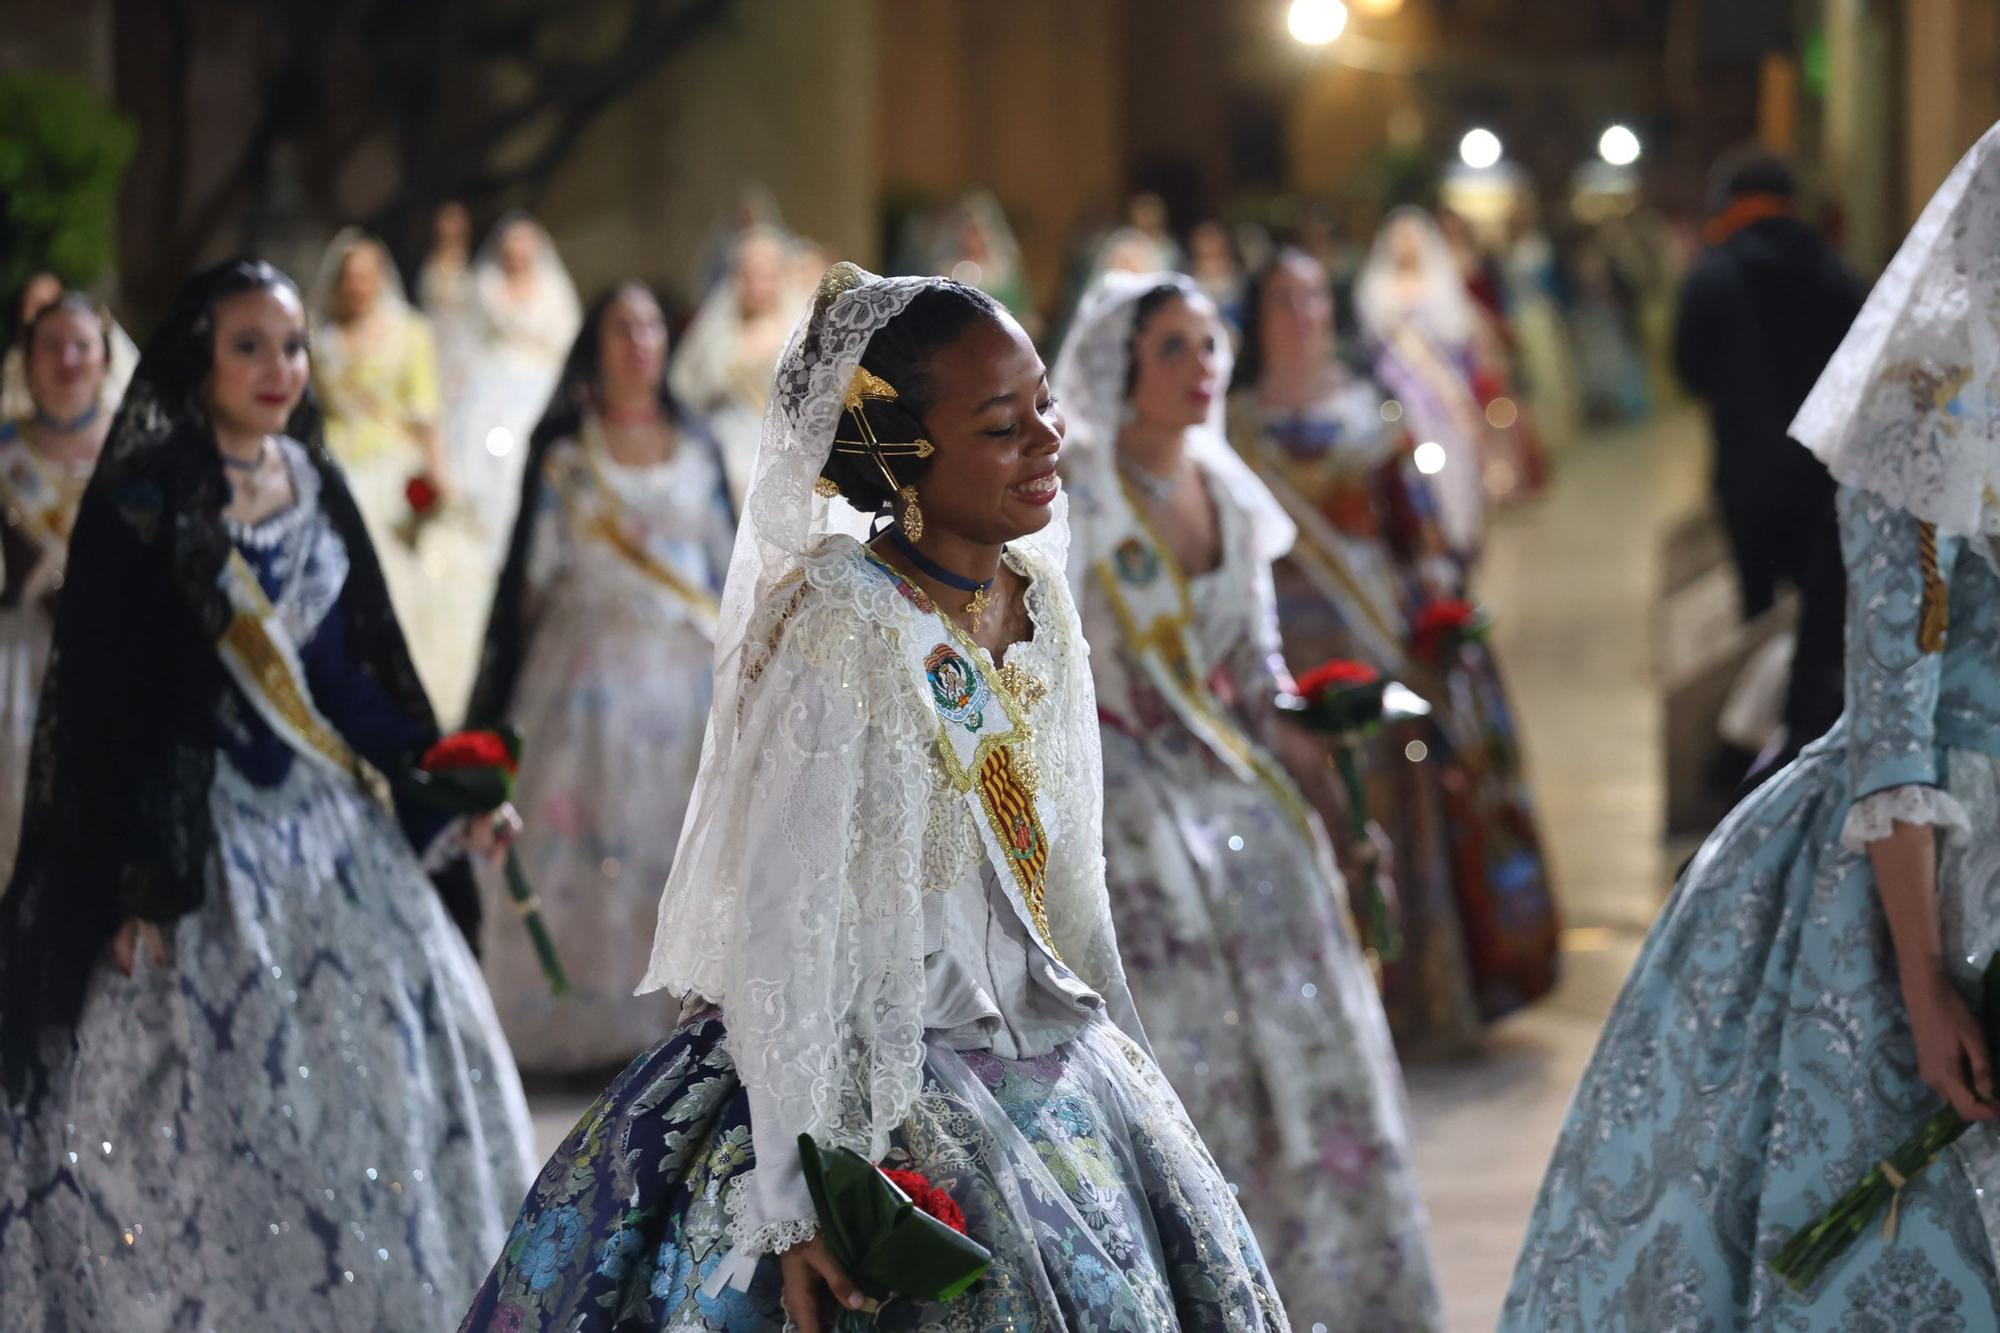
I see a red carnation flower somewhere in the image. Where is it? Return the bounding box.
[882,1168,969,1236]
[1412,598,1485,664]
[406,473,441,515]
[421,730,517,776]
[1294,659,1381,704]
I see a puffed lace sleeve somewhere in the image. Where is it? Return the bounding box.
[1838,484,1970,849]
[642,576,930,1255]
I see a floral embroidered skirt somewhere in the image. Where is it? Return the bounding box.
[1502,734,2000,1330]
[1100,725,1441,1332]
[460,1011,1289,1332]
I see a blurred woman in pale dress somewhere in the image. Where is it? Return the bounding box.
[446,214,581,553]
[668,224,809,506]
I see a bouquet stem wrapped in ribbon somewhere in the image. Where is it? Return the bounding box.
[1771,953,2000,1291]
[1277,659,1431,964]
[404,726,569,994]
[798,1133,991,1321]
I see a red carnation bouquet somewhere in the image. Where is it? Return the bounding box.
[394,473,445,550]
[1278,659,1430,963]
[797,1135,990,1317]
[881,1169,970,1238]
[1411,597,1493,667]
[404,726,569,993]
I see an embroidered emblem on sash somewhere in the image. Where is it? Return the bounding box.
[925,642,989,732]
[1113,535,1160,585]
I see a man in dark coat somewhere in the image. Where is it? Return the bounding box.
[1675,147,1866,768]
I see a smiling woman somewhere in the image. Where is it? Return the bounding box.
[0,258,536,1331]
[458,262,1289,1333]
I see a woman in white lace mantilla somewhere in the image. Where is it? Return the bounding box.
[669,224,814,509]
[445,214,582,556]
[1053,271,1440,1331]
[460,263,1287,1333]
[1504,123,2000,1330]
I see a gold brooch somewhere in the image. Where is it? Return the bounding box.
[997,660,1048,711]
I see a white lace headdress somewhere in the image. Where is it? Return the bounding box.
[1790,123,2000,538]
[470,212,582,357]
[1051,270,1296,596]
[307,227,412,323]
[1354,204,1480,349]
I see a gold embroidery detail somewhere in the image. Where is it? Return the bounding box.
[220,554,388,807]
[1918,520,1950,654]
[585,513,722,620]
[579,439,723,624]
[874,550,1063,958]
[996,660,1047,711]
[1097,479,1316,840]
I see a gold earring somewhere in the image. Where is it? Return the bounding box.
[899,485,924,541]
[814,476,841,498]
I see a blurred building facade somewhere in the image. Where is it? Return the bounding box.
[8,0,2000,318]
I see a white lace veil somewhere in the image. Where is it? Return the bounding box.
[1051,270,1295,597]
[1790,122,2000,538]
[307,228,411,324]
[1355,205,1480,349]
[470,212,581,361]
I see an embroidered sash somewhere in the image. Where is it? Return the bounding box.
[1239,442,1409,672]
[1091,480,1316,841]
[0,429,80,601]
[216,550,389,806]
[578,438,722,640]
[869,556,1061,960]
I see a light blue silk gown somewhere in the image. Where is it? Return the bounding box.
[1502,485,2000,1329]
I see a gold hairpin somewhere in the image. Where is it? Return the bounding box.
[831,365,934,460]
[831,364,931,539]
[845,366,899,412]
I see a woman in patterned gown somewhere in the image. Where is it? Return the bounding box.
[1054,270,1441,1331]
[1503,124,2000,1330]
[459,263,1288,1332]
[465,281,734,1075]
[0,259,536,1329]
[1229,247,1557,1053]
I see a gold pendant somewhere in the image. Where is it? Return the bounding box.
[966,584,990,622]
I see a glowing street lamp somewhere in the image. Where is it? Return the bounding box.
[1599,124,1642,167]
[1458,128,1502,170]
[1288,0,1349,45]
